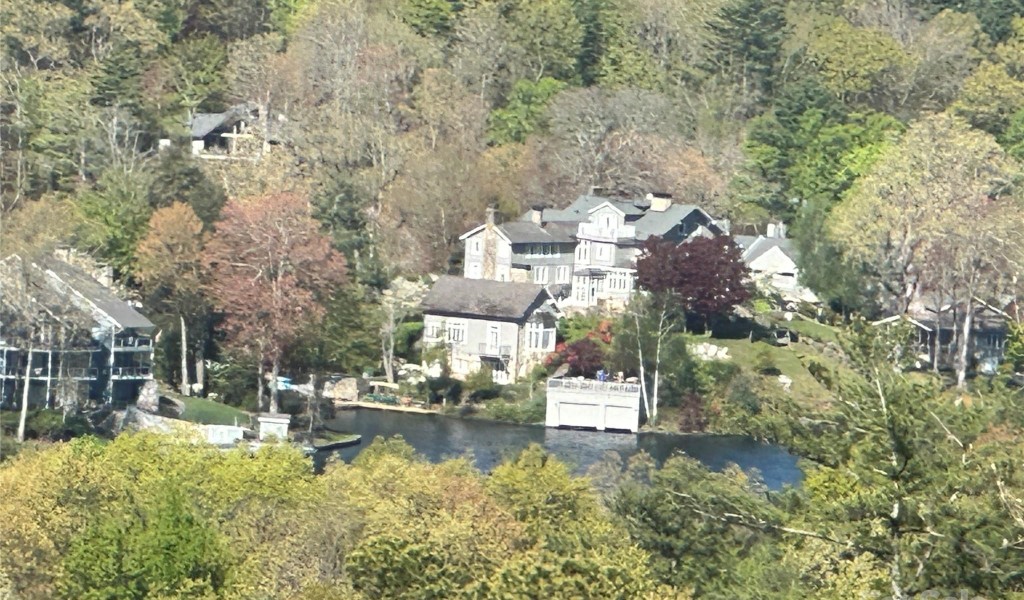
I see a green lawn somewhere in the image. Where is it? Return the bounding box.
[178,395,251,426]
[780,318,841,345]
[711,337,838,409]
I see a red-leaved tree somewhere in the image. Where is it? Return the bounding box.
[626,235,750,425]
[204,193,347,413]
[636,235,750,326]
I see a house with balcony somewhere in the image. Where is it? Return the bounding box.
[0,255,155,409]
[553,192,725,309]
[420,276,559,383]
[459,207,578,297]
[459,191,725,310]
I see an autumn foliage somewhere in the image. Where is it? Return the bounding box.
[203,193,347,411]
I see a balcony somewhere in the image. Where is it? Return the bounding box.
[67,368,99,380]
[577,223,635,242]
[111,366,152,379]
[113,337,153,350]
[478,343,512,358]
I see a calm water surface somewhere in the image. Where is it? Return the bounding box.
[323,408,802,490]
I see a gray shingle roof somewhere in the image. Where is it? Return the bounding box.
[739,236,797,265]
[541,195,647,221]
[499,221,576,244]
[0,255,154,332]
[421,276,550,321]
[43,260,154,329]
[190,103,259,139]
[633,204,706,239]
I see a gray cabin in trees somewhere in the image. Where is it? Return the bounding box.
[0,255,155,409]
[420,276,558,383]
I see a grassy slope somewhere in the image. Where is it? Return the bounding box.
[177,395,251,426]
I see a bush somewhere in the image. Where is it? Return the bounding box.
[206,358,258,409]
[482,397,546,424]
[422,376,463,405]
[463,367,501,402]
[558,314,604,345]
[677,393,708,432]
[0,409,90,442]
[564,338,606,378]
[753,346,781,376]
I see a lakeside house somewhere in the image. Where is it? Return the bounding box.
[459,189,725,310]
[734,224,820,306]
[0,255,155,408]
[420,276,559,383]
[903,296,1014,373]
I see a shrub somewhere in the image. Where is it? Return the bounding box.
[422,376,462,405]
[564,338,606,378]
[753,346,781,376]
[464,367,501,401]
[677,393,708,432]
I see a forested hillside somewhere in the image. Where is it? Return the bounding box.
[3,0,1023,390]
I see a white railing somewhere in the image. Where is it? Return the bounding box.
[111,366,152,379]
[578,223,635,241]
[547,378,641,394]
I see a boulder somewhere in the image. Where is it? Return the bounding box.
[136,380,160,413]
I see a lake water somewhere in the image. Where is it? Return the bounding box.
[322,408,803,490]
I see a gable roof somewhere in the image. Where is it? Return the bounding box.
[421,276,551,321]
[739,236,798,265]
[460,221,576,244]
[0,255,154,331]
[190,103,259,139]
[634,204,713,239]
[541,194,646,221]
[498,221,576,244]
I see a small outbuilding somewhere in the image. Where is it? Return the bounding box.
[545,377,642,433]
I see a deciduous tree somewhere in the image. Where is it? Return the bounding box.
[136,202,209,395]
[203,192,347,413]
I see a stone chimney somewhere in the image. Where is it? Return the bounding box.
[485,206,496,227]
[589,185,606,197]
[529,204,544,225]
[647,192,672,212]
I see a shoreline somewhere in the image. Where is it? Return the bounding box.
[333,401,437,415]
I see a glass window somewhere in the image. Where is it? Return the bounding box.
[446,321,466,343]
[533,266,548,283]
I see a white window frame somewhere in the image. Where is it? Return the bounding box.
[527,321,542,349]
[533,266,548,283]
[425,321,443,341]
[446,319,467,344]
[556,265,570,283]
[577,241,590,262]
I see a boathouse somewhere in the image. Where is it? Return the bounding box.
[545,377,642,433]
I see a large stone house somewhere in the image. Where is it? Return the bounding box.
[0,255,155,408]
[421,276,559,383]
[459,191,725,310]
[734,224,820,305]
[459,207,578,295]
